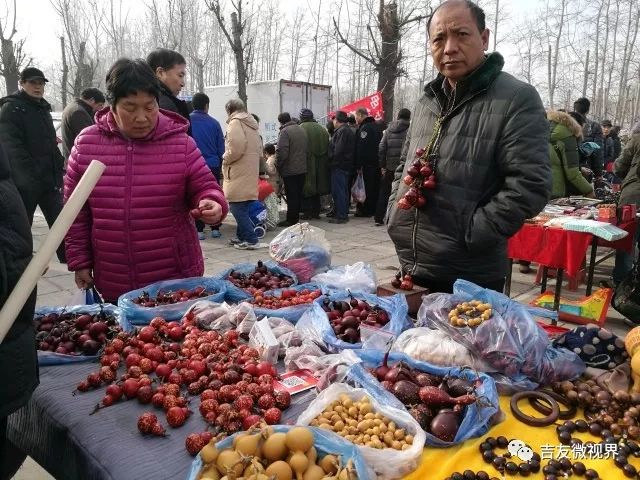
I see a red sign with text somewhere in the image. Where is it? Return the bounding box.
[331,91,384,121]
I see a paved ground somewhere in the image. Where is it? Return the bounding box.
[11,209,633,479]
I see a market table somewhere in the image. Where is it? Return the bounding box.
[8,363,620,480]
[506,221,637,317]
[6,362,316,480]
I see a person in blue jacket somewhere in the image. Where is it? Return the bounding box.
[190,92,225,239]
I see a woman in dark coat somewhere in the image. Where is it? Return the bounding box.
[0,143,37,478]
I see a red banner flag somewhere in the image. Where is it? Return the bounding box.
[331,91,384,121]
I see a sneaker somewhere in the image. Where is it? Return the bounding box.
[228,238,242,246]
[328,218,348,224]
[211,230,221,239]
[234,242,267,250]
[197,232,206,240]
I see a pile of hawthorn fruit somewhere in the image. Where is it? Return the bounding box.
[131,286,213,307]
[320,295,391,344]
[227,260,295,295]
[251,288,322,309]
[35,309,122,356]
[76,314,290,455]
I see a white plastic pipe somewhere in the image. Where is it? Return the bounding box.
[0,159,106,344]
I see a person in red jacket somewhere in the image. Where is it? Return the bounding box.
[64,58,227,302]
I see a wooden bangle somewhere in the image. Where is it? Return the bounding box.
[528,389,577,420]
[510,391,560,427]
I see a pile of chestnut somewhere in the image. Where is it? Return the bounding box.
[35,310,122,355]
[370,354,480,442]
[132,286,212,307]
[227,260,295,295]
[319,296,390,344]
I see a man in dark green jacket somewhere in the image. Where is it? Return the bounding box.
[276,112,308,226]
[387,0,551,293]
[61,87,105,160]
[0,67,66,262]
[299,108,330,219]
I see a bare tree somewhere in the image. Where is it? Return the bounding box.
[0,0,31,94]
[545,0,567,109]
[333,0,428,122]
[60,36,68,107]
[207,0,252,104]
[614,0,640,122]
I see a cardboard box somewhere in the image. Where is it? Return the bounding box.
[249,318,279,365]
[376,283,428,317]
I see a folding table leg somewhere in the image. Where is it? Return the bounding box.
[552,269,564,325]
[586,236,598,296]
[505,259,513,297]
[541,267,549,294]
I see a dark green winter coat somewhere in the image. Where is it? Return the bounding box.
[547,110,593,198]
[0,143,38,418]
[614,122,640,207]
[300,119,330,197]
[0,90,64,195]
[387,53,551,285]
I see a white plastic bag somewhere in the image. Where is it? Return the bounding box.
[351,172,366,203]
[296,383,426,480]
[311,262,377,293]
[64,288,102,306]
[392,327,493,371]
[269,223,332,283]
[186,301,232,330]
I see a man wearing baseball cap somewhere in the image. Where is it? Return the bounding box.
[0,66,66,262]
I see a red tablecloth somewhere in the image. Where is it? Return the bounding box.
[507,221,637,278]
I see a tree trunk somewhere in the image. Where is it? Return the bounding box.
[231,12,247,105]
[60,36,68,108]
[1,38,18,94]
[196,58,204,93]
[582,49,589,98]
[547,45,553,108]
[598,0,611,118]
[377,1,401,123]
[493,0,499,51]
[614,3,639,122]
[591,3,603,101]
[549,0,566,111]
[604,0,619,120]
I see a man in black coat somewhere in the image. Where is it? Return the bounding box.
[0,144,38,479]
[61,87,105,160]
[0,67,66,262]
[328,111,356,223]
[376,108,411,225]
[574,97,604,180]
[354,107,383,217]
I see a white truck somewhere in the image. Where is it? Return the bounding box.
[204,79,332,144]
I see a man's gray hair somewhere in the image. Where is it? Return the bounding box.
[355,107,368,116]
[225,98,246,115]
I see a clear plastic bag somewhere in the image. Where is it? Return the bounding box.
[417,280,585,386]
[393,327,492,371]
[297,383,426,480]
[296,291,411,352]
[35,304,132,366]
[185,300,232,330]
[215,260,298,303]
[118,277,226,325]
[347,350,501,447]
[312,262,377,294]
[186,425,373,480]
[269,223,332,283]
[231,302,258,335]
[351,171,366,204]
[252,283,322,323]
[283,340,328,371]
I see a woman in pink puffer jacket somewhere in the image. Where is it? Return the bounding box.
[64,59,228,302]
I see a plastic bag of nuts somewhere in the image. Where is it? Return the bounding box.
[296,383,426,480]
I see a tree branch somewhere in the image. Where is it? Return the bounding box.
[332,16,378,67]
[399,14,428,28]
[366,24,381,59]
[206,0,235,49]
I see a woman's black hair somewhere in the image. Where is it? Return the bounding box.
[146,48,187,74]
[264,143,276,155]
[105,58,160,105]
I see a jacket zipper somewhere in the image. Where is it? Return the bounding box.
[409,87,488,276]
[125,142,135,288]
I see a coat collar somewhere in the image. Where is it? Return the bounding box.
[425,52,505,110]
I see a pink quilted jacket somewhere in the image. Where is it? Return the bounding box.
[64,108,228,301]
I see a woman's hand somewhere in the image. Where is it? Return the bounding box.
[75,269,94,289]
[198,199,223,225]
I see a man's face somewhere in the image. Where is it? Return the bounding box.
[429,3,490,86]
[20,79,46,99]
[355,113,365,125]
[603,126,611,136]
[156,63,186,96]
